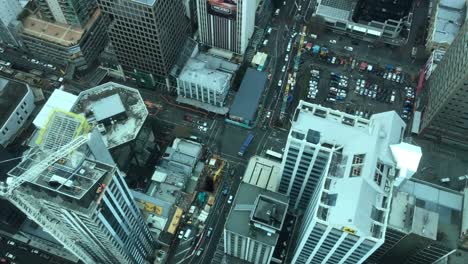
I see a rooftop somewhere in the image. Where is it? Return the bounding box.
[33,89,78,129]
[229,68,267,121]
[251,195,288,232]
[292,102,421,239]
[243,156,282,192]
[0,78,29,127]
[21,8,101,46]
[225,183,289,246]
[178,55,234,93]
[316,0,354,21]
[388,191,438,240]
[72,82,148,149]
[393,179,464,249]
[431,0,466,45]
[7,113,115,211]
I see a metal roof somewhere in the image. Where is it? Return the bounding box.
[92,94,126,122]
[229,68,267,121]
[33,89,78,129]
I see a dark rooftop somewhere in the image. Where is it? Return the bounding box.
[353,0,413,24]
[0,78,29,127]
[229,68,268,121]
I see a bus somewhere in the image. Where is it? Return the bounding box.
[266,149,283,160]
[238,133,254,157]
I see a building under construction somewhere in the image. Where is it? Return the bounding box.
[0,83,155,263]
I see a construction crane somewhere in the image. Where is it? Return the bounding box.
[0,134,96,264]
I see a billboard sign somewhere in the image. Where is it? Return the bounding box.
[207,0,237,20]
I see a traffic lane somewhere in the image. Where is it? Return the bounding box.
[0,238,61,264]
[0,48,60,75]
[193,163,244,264]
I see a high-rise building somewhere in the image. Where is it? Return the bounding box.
[420,22,468,147]
[367,183,459,264]
[0,0,22,46]
[282,102,421,264]
[0,78,36,147]
[224,182,289,264]
[196,0,257,54]
[36,0,97,27]
[0,83,154,264]
[98,0,189,78]
[19,0,108,70]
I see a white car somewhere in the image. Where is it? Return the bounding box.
[7,240,15,246]
[329,39,337,44]
[178,231,184,239]
[281,65,286,72]
[284,54,289,61]
[278,80,283,87]
[31,249,39,254]
[6,253,15,260]
[228,195,233,204]
[344,46,353,51]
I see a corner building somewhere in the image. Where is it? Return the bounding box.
[196,0,256,54]
[281,101,421,264]
[420,22,468,147]
[98,0,189,77]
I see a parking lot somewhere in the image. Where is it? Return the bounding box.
[295,49,416,125]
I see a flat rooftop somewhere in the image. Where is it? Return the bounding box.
[7,119,114,211]
[229,68,267,121]
[0,78,29,127]
[21,9,101,46]
[33,89,78,129]
[225,183,289,246]
[353,0,413,23]
[388,191,438,240]
[251,195,288,231]
[397,179,464,249]
[72,82,148,149]
[292,102,419,239]
[243,156,282,192]
[431,0,466,45]
[179,56,233,93]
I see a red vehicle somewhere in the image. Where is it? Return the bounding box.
[184,114,193,122]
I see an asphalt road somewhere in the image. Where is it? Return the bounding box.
[0,236,71,264]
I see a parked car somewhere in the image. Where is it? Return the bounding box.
[329,39,337,44]
[344,46,353,51]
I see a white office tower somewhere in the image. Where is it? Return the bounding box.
[281,101,421,264]
[0,111,154,264]
[196,0,257,54]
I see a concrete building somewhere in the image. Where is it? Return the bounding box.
[313,0,413,46]
[0,78,35,147]
[19,7,108,70]
[228,68,268,128]
[281,102,421,264]
[224,182,289,264]
[420,22,468,147]
[3,110,155,264]
[367,179,461,264]
[70,82,148,149]
[425,0,467,53]
[36,0,97,27]
[176,52,238,114]
[98,0,190,79]
[196,0,257,54]
[0,0,22,46]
